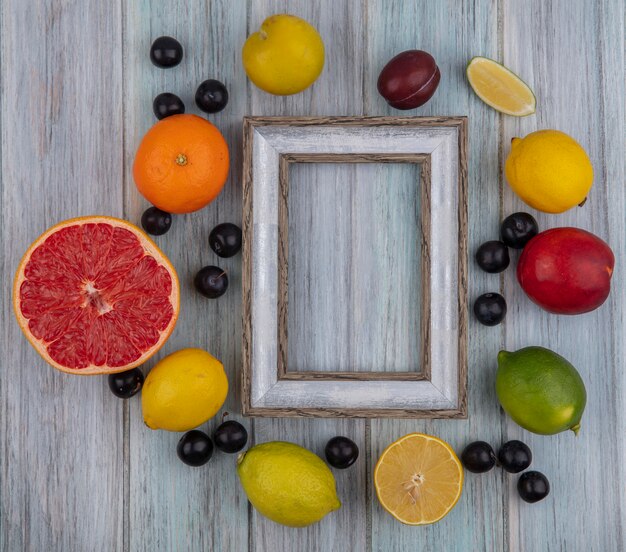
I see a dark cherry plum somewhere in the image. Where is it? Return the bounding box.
[474,293,507,326]
[460,441,496,473]
[194,266,228,299]
[195,79,229,114]
[214,419,248,453]
[177,430,214,467]
[209,223,242,258]
[517,471,550,503]
[153,93,185,120]
[141,206,172,236]
[325,436,359,469]
[498,440,532,473]
[476,240,510,273]
[108,368,144,399]
[500,212,539,249]
[377,50,440,110]
[150,36,183,68]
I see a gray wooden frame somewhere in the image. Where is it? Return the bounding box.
[242,116,468,418]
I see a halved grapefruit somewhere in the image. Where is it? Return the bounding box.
[13,216,179,375]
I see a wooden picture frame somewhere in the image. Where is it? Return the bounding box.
[242,116,468,418]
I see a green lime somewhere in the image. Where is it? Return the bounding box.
[237,441,341,527]
[496,346,586,435]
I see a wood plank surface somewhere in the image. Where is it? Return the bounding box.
[122,2,249,551]
[365,1,506,551]
[0,1,624,551]
[286,161,423,374]
[0,1,125,551]
[247,1,368,551]
[501,2,626,551]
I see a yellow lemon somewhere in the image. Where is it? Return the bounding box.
[237,442,341,527]
[242,14,324,95]
[505,130,593,213]
[142,348,228,431]
[374,433,463,526]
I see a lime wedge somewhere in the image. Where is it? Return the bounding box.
[466,56,536,116]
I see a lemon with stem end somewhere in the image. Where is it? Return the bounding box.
[242,14,325,95]
[505,130,593,213]
[237,441,340,527]
[142,348,228,431]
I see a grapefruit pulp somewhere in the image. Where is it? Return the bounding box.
[13,216,179,374]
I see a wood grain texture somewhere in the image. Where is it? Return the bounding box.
[242,405,468,419]
[501,2,626,551]
[242,119,467,416]
[366,1,506,550]
[242,116,468,126]
[282,152,429,162]
[1,1,624,551]
[242,117,255,422]
[276,153,289,379]
[246,1,368,550]
[279,371,427,381]
[456,114,469,420]
[0,1,125,551]
[419,155,433,384]
[279,151,429,381]
[122,2,249,551]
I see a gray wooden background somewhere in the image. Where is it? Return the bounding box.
[1,1,624,551]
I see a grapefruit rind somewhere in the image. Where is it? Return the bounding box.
[374,433,464,526]
[13,216,180,375]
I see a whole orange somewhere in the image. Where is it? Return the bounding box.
[133,114,229,214]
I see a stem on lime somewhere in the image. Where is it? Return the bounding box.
[570,423,581,436]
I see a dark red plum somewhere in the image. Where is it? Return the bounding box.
[377,50,440,110]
